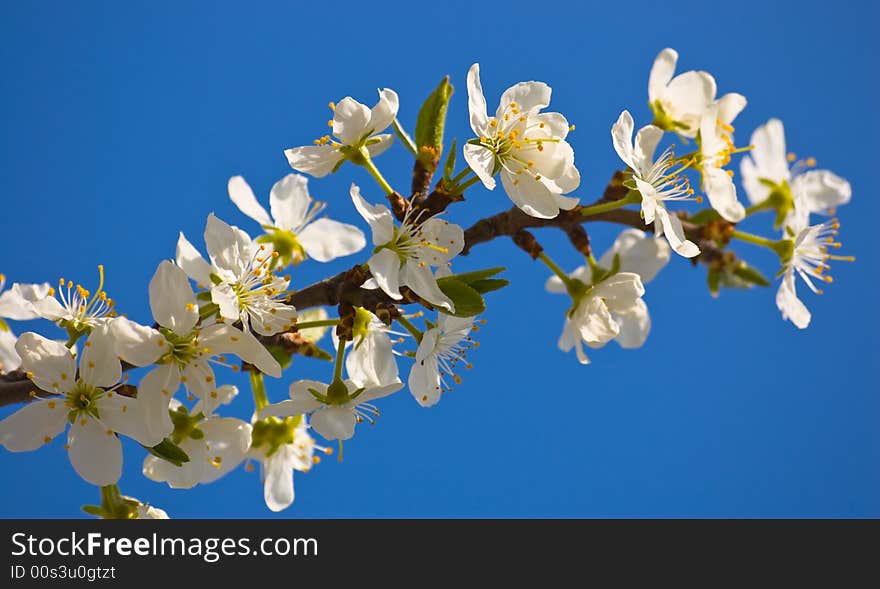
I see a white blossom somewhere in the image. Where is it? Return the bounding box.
[648,48,716,137]
[464,63,580,219]
[408,314,476,407]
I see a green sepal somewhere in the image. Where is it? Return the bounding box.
[731,263,771,287]
[81,505,104,517]
[144,438,191,467]
[436,278,485,317]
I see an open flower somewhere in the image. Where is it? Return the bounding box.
[249,415,329,512]
[111,261,280,443]
[546,268,647,365]
[775,216,853,329]
[740,118,851,227]
[0,275,52,372]
[351,184,463,311]
[611,110,699,258]
[228,174,365,266]
[464,64,580,219]
[284,89,398,177]
[177,214,297,336]
[0,327,153,485]
[648,48,716,137]
[696,101,747,222]
[260,378,402,441]
[143,385,252,489]
[596,229,671,284]
[408,314,476,407]
[33,266,116,334]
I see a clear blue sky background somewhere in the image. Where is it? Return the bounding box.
[1,0,877,518]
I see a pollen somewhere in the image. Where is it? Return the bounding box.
[47,401,56,409]
[787,152,797,162]
[186,303,196,311]
[210,391,218,398]
[43,436,51,444]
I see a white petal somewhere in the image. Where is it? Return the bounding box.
[332,96,371,144]
[704,166,746,222]
[716,92,747,125]
[133,364,180,445]
[598,229,671,284]
[545,274,568,295]
[284,145,344,178]
[614,299,651,348]
[498,80,551,115]
[572,296,619,345]
[0,282,50,320]
[295,308,330,343]
[633,125,664,172]
[263,450,295,512]
[591,272,645,311]
[196,418,251,485]
[270,174,310,231]
[80,324,121,389]
[791,170,851,214]
[0,399,68,452]
[298,218,366,262]
[356,380,403,403]
[664,70,717,134]
[15,332,76,394]
[149,261,199,336]
[401,261,454,311]
[462,144,496,190]
[417,218,464,265]
[346,331,398,387]
[776,271,811,329]
[741,118,789,203]
[655,206,700,258]
[68,416,122,486]
[204,213,252,279]
[211,282,241,323]
[466,63,489,135]
[366,134,394,158]
[500,169,560,219]
[0,329,21,372]
[368,249,403,300]
[31,296,66,321]
[311,406,357,441]
[350,183,395,245]
[199,324,281,377]
[111,318,166,367]
[368,88,399,134]
[408,355,441,407]
[611,110,637,170]
[176,232,214,287]
[228,175,272,227]
[648,48,677,103]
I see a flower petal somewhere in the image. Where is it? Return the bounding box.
[228,175,272,227]
[284,145,344,178]
[611,110,637,171]
[466,63,489,135]
[211,282,241,323]
[263,449,295,512]
[68,416,122,486]
[311,407,357,441]
[332,97,371,144]
[655,205,700,258]
[368,88,399,134]
[704,166,746,222]
[199,324,281,377]
[417,218,464,265]
[776,271,811,329]
[204,213,252,280]
[270,174,310,231]
[298,218,366,262]
[498,81,551,116]
[597,229,671,284]
[462,144,496,190]
[80,324,121,389]
[648,48,677,103]
[131,364,180,445]
[0,282,50,320]
[176,232,214,288]
[791,170,851,214]
[401,261,453,311]
[149,261,199,336]
[350,183,395,245]
[500,169,560,219]
[15,332,76,394]
[408,355,441,407]
[614,299,651,349]
[0,399,68,452]
[368,249,403,301]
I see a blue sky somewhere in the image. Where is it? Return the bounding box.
[0,0,877,517]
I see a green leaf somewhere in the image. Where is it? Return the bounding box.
[444,267,505,285]
[144,438,190,467]
[468,278,509,294]
[436,277,485,317]
[443,138,457,180]
[392,118,417,156]
[731,263,771,287]
[414,76,453,160]
[689,209,723,225]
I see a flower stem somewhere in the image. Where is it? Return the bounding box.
[293,318,340,331]
[332,337,347,382]
[360,154,395,196]
[249,371,269,413]
[579,192,641,217]
[396,315,423,344]
[730,230,779,250]
[537,252,571,286]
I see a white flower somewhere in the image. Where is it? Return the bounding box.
[294,308,331,343]
[350,184,463,311]
[284,89,398,177]
[177,214,297,336]
[332,307,401,388]
[697,101,747,222]
[32,266,116,333]
[111,261,280,444]
[0,275,51,321]
[546,269,647,365]
[260,378,403,441]
[740,118,851,226]
[0,327,154,486]
[775,216,852,329]
[143,386,251,489]
[611,110,700,258]
[249,415,329,512]
[228,174,366,265]
[408,314,476,407]
[648,48,716,137]
[596,229,672,284]
[464,63,580,219]
[0,274,53,372]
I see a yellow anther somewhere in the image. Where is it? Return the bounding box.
[787,152,796,162]
[43,436,51,444]
[569,124,576,131]
[47,287,55,296]
[327,119,333,127]
[186,303,196,312]
[328,101,336,111]
[806,157,816,167]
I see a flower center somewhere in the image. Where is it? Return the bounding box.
[55,265,116,332]
[790,219,854,295]
[65,380,104,421]
[158,328,201,367]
